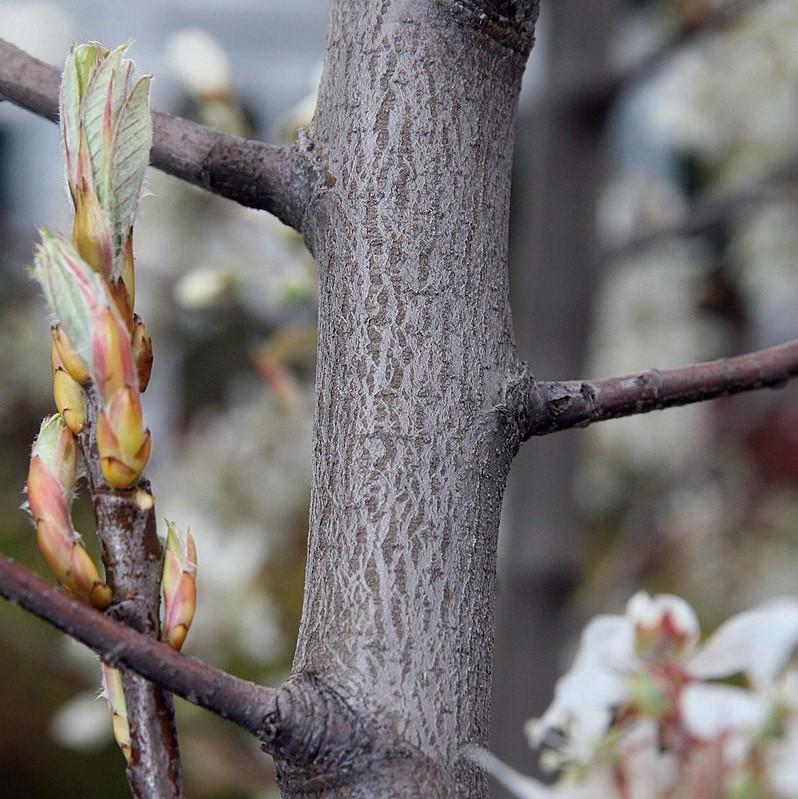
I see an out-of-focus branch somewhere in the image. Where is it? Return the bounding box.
[0,38,316,231]
[561,0,768,119]
[513,339,798,440]
[614,0,765,95]
[604,155,798,262]
[0,554,275,736]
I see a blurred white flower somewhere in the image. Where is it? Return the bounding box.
[731,202,798,348]
[49,688,110,751]
[680,683,767,742]
[0,3,75,63]
[531,592,701,763]
[166,28,232,98]
[642,0,798,184]
[688,598,798,686]
[174,267,236,310]
[481,593,798,799]
[597,172,687,248]
[582,244,722,483]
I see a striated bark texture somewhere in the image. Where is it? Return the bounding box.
[284,1,539,795]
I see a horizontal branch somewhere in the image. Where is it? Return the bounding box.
[0,554,274,736]
[515,338,798,439]
[0,38,316,231]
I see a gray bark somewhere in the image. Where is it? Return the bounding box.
[491,3,618,789]
[283,1,539,795]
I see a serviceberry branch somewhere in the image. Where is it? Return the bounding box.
[0,38,316,231]
[515,338,798,440]
[0,555,275,735]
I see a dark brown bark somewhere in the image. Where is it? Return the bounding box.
[78,389,183,799]
[288,1,538,795]
[490,2,619,790]
[0,38,316,230]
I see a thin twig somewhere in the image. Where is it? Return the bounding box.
[514,338,798,440]
[0,554,275,735]
[0,554,386,785]
[0,38,317,231]
[78,389,183,798]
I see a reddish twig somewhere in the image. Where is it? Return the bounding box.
[514,338,798,439]
[0,38,316,231]
[0,554,275,735]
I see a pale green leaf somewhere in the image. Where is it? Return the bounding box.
[110,74,152,262]
[32,231,105,366]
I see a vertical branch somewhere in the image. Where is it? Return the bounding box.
[79,389,183,799]
[288,2,539,795]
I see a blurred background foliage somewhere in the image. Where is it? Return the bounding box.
[0,1,796,798]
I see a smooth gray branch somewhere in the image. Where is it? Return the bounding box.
[0,38,316,231]
[515,338,798,439]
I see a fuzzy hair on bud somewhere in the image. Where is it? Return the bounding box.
[34,230,104,371]
[34,232,139,405]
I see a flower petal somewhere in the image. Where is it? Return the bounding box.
[466,747,552,799]
[680,683,767,742]
[688,598,798,685]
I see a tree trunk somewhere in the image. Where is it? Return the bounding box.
[282,1,539,795]
[490,3,619,790]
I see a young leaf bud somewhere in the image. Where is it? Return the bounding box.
[161,521,197,651]
[53,368,87,434]
[101,665,131,762]
[51,325,90,383]
[132,315,153,392]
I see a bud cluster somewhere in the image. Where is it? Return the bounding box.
[33,45,153,486]
[23,40,199,764]
[35,231,152,488]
